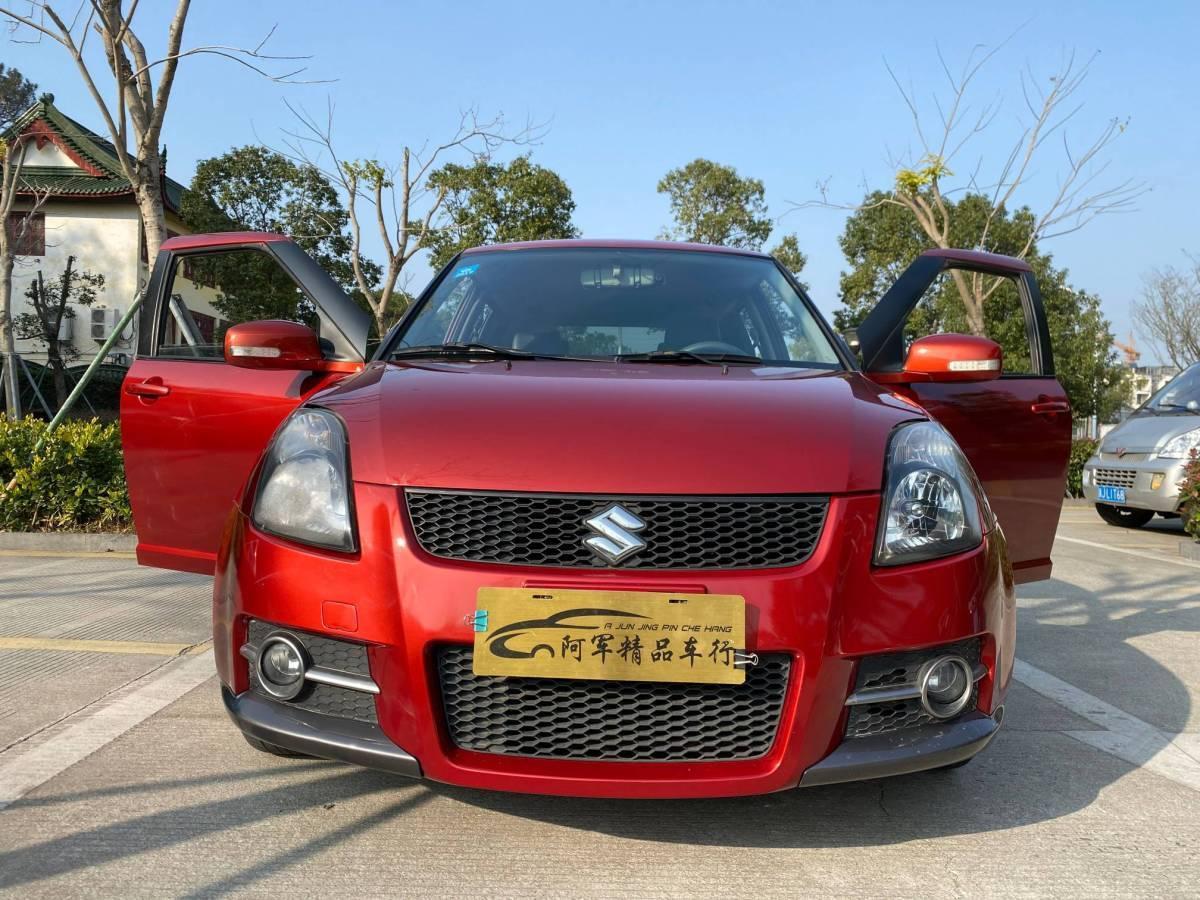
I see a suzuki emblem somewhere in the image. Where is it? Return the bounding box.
[583,504,646,564]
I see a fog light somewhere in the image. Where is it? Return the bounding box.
[920,655,974,719]
[256,635,307,699]
[1150,473,1164,491]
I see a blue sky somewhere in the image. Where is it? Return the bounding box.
[6,0,1199,357]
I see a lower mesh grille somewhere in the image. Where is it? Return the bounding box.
[246,620,377,724]
[437,647,790,762]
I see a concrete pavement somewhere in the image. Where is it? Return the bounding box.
[0,508,1197,897]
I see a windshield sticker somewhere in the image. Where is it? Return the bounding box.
[452,263,479,279]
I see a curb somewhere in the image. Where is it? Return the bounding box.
[1181,540,1200,562]
[0,531,137,553]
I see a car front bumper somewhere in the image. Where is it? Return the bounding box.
[222,683,1002,789]
[1082,455,1185,513]
[213,486,1015,799]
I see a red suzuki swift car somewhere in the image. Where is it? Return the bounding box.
[121,235,1069,798]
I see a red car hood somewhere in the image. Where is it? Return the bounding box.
[317,361,922,495]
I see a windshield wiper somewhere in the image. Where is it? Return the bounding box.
[390,342,546,361]
[1154,402,1198,413]
[616,350,764,366]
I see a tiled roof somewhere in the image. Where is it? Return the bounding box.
[4,94,186,212]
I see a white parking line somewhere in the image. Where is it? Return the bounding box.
[0,650,214,810]
[1055,535,1200,571]
[1014,658,1200,792]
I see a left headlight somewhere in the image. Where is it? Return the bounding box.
[875,420,987,566]
[252,408,356,551]
[1158,427,1200,460]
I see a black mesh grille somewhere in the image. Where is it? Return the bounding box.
[246,620,377,724]
[845,639,981,739]
[437,646,790,762]
[406,490,827,569]
[846,697,936,737]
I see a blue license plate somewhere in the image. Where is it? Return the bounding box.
[1097,485,1126,504]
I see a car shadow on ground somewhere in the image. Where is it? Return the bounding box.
[0,766,432,891]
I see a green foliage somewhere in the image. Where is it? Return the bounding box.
[1180,450,1200,542]
[341,159,391,190]
[0,417,131,531]
[1067,438,1099,498]
[180,146,379,323]
[834,191,1129,423]
[0,64,36,128]
[657,158,772,249]
[426,155,579,270]
[895,154,953,196]
[769,233,809,289]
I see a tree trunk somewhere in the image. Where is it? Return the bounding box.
[133,156,168,270]
[46,335,68,410]
[0,250,19,420]
[948,269,987,337]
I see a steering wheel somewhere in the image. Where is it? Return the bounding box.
[679,340,749,356]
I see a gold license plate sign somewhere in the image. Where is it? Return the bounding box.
[472,587,747,684]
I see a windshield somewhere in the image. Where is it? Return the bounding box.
[389,248,842,368]
[1141,363,1200,414]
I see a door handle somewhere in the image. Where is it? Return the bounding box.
[124,379,171,398]
[1031,400,1069,415]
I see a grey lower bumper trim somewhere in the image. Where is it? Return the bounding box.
[222,687,421,778]
[799,712,1000,787]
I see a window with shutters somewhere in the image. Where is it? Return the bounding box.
[6,213,45,256]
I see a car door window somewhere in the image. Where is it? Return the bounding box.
[154,247,319,359]
[901,271,1037,375]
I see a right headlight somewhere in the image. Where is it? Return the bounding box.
[252,408,356,551]
[875,420,987,566]
[1159,427,1200,460]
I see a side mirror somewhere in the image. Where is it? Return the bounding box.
[900,333,1003,382]
[224,320,324,370]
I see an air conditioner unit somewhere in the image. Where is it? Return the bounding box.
[90,307,131,342]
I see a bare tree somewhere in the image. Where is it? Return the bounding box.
[1,130,48,418]
[802,45,1146,336]
[282,101,536,335]
[1135,261,1200,370]
[0,1,312,265]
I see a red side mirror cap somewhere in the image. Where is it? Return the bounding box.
[902,333,1003,383]
[224,320,324,371]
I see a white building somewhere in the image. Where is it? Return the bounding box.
[1128,364,1180,410]
[4,93,224,372]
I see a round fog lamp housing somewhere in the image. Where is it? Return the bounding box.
[256,634,307,699]
[919,655,974,720]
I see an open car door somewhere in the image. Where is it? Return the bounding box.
[857,249,1070,584]
[120,233,370,574]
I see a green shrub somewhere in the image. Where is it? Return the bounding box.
[0,416,131,532]
[1180,450,1200,543]
[1067,437,1099,498]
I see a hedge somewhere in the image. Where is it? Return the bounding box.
[1181,451,1200,543]
[0,417,132,532]
[1067,438,1099,499]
